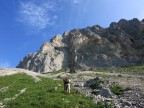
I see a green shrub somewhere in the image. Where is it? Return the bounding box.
[110,85,124,95]
[96,102,114,108]
[89,80,104,89]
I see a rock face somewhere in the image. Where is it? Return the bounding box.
[17,18,144,72]
[17,41,65,72]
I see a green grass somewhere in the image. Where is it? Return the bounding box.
[0,73,111,108]
[96,102,114,108]
[53,68,65,74]
[96,64,144,74]
[110,85,124,96]
[43,68,65,75]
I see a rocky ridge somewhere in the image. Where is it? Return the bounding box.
[17,18,144,72]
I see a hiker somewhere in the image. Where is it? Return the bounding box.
[63,77,67,91]
[63,77,72,94]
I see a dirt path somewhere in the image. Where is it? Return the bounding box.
[0,68,46,82]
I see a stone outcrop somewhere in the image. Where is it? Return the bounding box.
[17,41,65,72]
[17,18,144,72]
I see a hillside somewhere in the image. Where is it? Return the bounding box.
[0,67,144,108]
[17,18,144,73]
[0,68,100,108]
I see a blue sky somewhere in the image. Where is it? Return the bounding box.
[0,0,144,68]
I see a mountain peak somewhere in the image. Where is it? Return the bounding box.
[17,18,144,72]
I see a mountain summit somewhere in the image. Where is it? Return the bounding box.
[17,18,144,72]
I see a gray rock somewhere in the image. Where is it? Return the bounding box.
[17,18,144,72]
[99,88,113,98]
[124,101,132,106]
[50,87,57,92]
[58,73,71,78]
[0,86,9,93]
[17,41,65,72]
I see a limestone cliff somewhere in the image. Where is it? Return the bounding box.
[17,18,144,72]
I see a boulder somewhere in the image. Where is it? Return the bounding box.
[99,88,113,98]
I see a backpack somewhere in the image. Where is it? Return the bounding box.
[64,79,70,84]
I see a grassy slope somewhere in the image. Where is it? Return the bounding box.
[96,64,144,74]
[0,73,98,108]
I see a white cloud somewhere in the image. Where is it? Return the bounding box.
[18,0,57,30]
[0,62,10,68]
